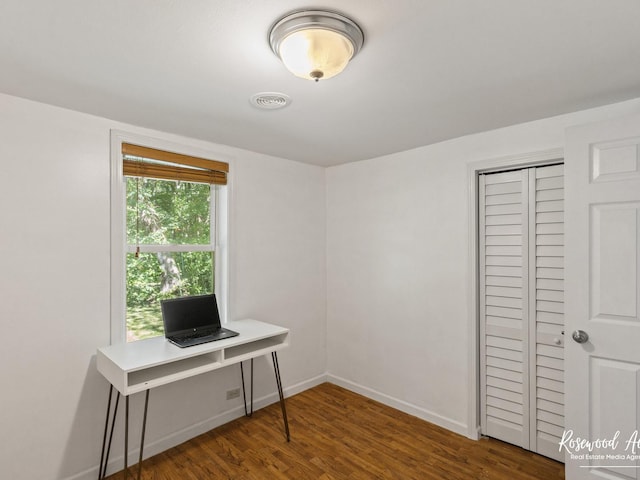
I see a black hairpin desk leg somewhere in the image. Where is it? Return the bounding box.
[137,390,150,480]
[99,385,119,480]
[124,396,129,479]
[272,352,290,442]
[240,354,290,442]
[240,358,254,417]
[98,386,150,480]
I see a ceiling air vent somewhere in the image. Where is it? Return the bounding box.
[250,92,291,110]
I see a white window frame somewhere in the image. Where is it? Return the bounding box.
[110,130,230,344]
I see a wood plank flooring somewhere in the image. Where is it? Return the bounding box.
[106,383,564,479]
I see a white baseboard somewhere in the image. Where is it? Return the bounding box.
[64,373,327,480]
[326,374,470,438]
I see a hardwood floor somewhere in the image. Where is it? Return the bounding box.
[106,383,564,479]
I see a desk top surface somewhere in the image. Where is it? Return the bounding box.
[98,319,288,373]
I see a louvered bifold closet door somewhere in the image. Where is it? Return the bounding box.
[529,164,565,462]
[479,169,530,448]
[480,165,565,462]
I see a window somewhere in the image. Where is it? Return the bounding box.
[111,134,229,343]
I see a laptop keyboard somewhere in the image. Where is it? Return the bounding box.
[174,329,217,342]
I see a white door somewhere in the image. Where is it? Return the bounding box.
[480,169,531,450]
[529,164,566,461]
[565,113,640,479]
[479,165,565,462]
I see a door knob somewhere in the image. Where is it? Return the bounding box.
[572,330,589,344]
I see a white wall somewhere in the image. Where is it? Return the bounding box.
[0,93,326,480]
[325,98,640,435]
[4,87,640,480]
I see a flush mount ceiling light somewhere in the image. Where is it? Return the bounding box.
[269,10,364,82]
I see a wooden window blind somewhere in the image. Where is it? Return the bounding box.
[122,143,228,185]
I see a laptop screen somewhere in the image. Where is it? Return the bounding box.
[161,294,221,336]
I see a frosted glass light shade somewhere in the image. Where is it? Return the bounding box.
[269,10,364,82]
[279,29,354,81]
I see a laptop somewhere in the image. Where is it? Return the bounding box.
[160,294,238,348]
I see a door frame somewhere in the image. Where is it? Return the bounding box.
[466,148,564,440]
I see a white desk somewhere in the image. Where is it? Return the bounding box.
[96,319,290,480]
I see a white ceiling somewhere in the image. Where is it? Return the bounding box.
[2,0,640,167]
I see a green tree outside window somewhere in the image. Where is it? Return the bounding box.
[125,177,214,341]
